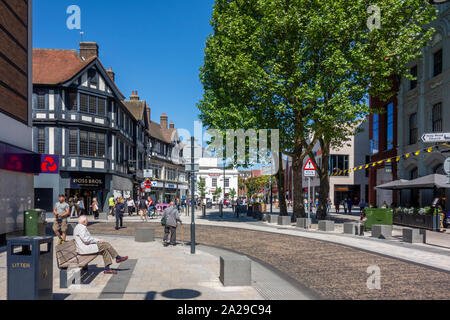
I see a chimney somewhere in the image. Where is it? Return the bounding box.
[160,113,168,129]
[169,121,174,129]
[79,42,99,60]
[146,104,151,122]
[106,67,115,82]
[130,90,139,101]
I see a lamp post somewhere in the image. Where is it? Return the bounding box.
[190,136,196,254]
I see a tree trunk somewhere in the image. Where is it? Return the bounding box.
[317,140,330,220]
[277,151,288,216]
[293,142,306,220]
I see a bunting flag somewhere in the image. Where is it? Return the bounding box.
[326,143,450,177]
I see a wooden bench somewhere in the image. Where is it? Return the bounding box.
[56,240,98,288]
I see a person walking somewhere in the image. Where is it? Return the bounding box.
[127,197,135,216]
[162,201,182,247]
[347,198,353,214]
[108,196,115,216]
[91,198,100,220]
[115,197,125,230]
[342,199,348,214]
[69,196,78,218]
[146,196,155,219]
[335,200,340,214]
[77,197,86,216]
[53,194,70,244]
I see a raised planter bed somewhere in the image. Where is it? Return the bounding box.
[393,213,433,230]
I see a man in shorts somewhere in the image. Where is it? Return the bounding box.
[53,194,70,244]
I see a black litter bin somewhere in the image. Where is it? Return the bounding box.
[202,205,206,217]
[219,204,223,217]
[7,236,53,300]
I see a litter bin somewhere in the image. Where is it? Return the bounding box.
[7,236,53,300]
[219,204,223,217]
[364,208,393,231]
[24,209,47,237]
[202,205,206,217]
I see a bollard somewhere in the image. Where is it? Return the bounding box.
[219,204,223,217]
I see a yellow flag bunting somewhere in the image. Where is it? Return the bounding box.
[328,143,450,177]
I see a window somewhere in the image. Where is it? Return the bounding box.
[224,178,230,188]
[212,178,217,188]
[89,133,97,157]
[80,131,88,156]
[69,130,78,155]
[386,103,394,150]
[371,114,379,154]
[88,69,97,87]
[37,91,45,110]
[68,92,77,110]
[330,155,349,176]
[410,167,418,180]
[409,113,418,145]
[89,96,96,114]
[80,94,89,113]
[433,49,442,77]
[98,134,105,158]
[37,128,45,153]
[98,98,105,116]
[432,103,442,133]
[410,65,417,90]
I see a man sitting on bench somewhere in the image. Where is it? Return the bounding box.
[73,216,128,275]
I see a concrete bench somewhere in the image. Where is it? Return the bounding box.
[402,228,426,244]
[135,227,155,243]
[278,216,291,226]
[296,218,311,229]
[56,240,97,288]
[343,222,364,236]
[318,220,334,232]
[220,255,251,287]
[371,225,393,239]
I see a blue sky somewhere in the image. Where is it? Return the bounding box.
[33,0,215,134]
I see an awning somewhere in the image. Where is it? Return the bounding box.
[376,174,450,190]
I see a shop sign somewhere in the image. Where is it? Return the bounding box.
[70,174,105,189]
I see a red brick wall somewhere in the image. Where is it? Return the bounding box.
[0,0,29,124]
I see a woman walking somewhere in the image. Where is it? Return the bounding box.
[91,198,100,220]
[115,197,125,230]
[127,197,135,216]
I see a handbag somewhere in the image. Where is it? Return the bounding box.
[161,216,167,226]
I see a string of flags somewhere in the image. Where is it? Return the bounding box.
[329,143,450,177]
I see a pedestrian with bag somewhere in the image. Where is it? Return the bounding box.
[115,197,126,230]
[161,201,182,247]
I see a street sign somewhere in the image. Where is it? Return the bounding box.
[421,133,450,143]
[185,163,199,172]
[444,158,450,175]
[143,169,152,178]
[303,158,316,177]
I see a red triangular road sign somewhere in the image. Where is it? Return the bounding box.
[303,158,317,171]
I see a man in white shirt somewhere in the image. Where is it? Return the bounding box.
[73,216,128,274]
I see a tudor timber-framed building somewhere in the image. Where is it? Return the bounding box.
[32,42,150,212]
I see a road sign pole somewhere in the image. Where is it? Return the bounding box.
[308,177,311,220]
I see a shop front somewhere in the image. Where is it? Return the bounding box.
[65,172,106,214]
[334,185,361,205]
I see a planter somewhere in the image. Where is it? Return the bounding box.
[364,208,393,231]
[393,213,433,230]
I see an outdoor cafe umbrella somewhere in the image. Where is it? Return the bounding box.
[376,174,450,190]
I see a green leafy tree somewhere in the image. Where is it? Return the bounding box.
[198,177,207,206]
[229,188,237,201]
[199,0,436,220]
[213,187,223,201]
